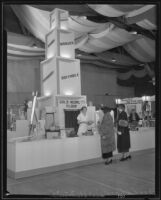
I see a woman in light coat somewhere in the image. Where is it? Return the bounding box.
[99,107,116,165]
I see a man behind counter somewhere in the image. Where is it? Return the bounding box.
[77,106,94,136]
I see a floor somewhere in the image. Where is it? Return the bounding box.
[7,148,155,196]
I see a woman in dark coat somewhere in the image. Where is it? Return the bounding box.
[99,107,116,165]
[117,104,131,161]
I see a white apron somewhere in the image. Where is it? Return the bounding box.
[77,113,88,136]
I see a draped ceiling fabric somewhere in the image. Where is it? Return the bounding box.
[117,63,155,93]
[118,68,148,80]
[123,36,155,62]
[10,4,156,64]
[88,4,156,30]
[79,27,140,53]
[87,4,156,62]
[95,51,139,66]
[11,5,50,43]
[126,5,156,30]
[7,31,38,47]
[8,43,45,60]
[88,4,145,17]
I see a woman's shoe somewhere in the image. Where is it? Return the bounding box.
[120,157,126,161]
[105,159,112,165]
[126,155,132,160]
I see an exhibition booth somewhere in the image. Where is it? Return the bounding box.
[7,8,155,179]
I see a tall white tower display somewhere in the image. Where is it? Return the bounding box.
[40,9,87,129]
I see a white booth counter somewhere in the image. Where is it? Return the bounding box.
[7,127,155,179]
[129,127,155,152]
[7,134,102,179]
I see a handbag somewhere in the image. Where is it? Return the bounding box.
[119,119,128,127]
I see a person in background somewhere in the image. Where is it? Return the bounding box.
[98,107,116,165]
[129,109,140,129]
[23,99,28,119]
[77,106,92,136]
[117,104,131,161]
[142,101,150,124]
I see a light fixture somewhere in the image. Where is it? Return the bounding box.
[111,58,116,62]
[65,91,73,96]
[142,96,149,101]
[115,98,121,104]
[130,31,137,34]
[32,44,38,48]
[152,77,155,85]
[77,54,82,57]
[45,91,51,97]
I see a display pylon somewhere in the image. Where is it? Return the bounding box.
[39,8,87,129]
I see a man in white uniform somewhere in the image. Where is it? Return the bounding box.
[77,106,89,136]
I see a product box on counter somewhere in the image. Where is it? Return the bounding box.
[46,131,60,139]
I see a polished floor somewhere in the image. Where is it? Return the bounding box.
[7,148,155,196]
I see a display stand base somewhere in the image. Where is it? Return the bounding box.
[7,157,102,179]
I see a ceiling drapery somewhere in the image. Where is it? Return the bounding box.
[126,6,156,30]
[8,42,139,68]
[11,5,49,42]
[10,4,156,63]
[88,4,156,30]
[95,51,139,66]
[7,43,45,60]
[117,68,148,80]
[88,4,145,17]
[79,27,140,53]
[117,63,154,89]
[123,36,155,62]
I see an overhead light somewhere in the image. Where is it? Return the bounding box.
[152,77,155,85]
[77,54,82,57]
[142,96,149,101]
[45,91,51,97]
[112,58,116,62]
[115,99,121,104]
[65,91,73,96]
[130,31,138,34]
[32,44,38,48]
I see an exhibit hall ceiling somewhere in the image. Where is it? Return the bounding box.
[4,4,156,86]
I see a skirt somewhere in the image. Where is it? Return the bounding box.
[117,128,131,153]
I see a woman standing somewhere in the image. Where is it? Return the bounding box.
[99,107,116,165]
[117,104,131,161]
